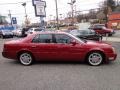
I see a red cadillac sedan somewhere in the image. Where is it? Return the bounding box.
[2,32,117,66]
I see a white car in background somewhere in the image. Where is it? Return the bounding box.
[0,30,13,38]
[12,29,22,37]
[26,28,43,35]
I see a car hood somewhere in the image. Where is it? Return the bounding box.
[85,40,111,48]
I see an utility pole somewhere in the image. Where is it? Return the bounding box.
[50,15,53,28]
[22,2,28,27]
[106,0,108,23]
[117,0,119,6]
[8,10,12,25]
[55,0,59,30]
[71,0,74,25]
[68,0,76,26]
[59,14,62,25]
[74,5,77,17]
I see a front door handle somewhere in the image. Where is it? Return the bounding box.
[31,46,37,48]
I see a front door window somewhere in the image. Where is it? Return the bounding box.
[54,34,72,44]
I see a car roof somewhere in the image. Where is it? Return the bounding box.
[94,24,104,25]
[26,31,71,39]
[70,29,91,31]
[30,27,41,29]
[33,31,69,35]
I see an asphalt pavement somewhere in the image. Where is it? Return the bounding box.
[0,38,120,90]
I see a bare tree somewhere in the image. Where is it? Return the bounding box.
[0,15,8,24]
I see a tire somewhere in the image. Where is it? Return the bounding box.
[19,52,33,66]
[11,35,14,38]
[99,36,102,41]
[105,33,109,37]
[0,35,4,39]
[87,52,103,66]
[97,37,101,41]
[108,34,112,37]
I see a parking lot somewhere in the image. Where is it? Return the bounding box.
[0,36,120,90]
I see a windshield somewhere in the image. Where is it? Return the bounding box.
[28,29,33,32]
[102,26,107,29]
[34,29,42,31]
[68,33,86,43]
[88,29,96,34]
[70,30,81,35]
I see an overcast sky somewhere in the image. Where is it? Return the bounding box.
[0,0,104,25]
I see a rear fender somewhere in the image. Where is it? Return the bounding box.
[17,48,33,58]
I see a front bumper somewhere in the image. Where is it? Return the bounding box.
[107,53,117,61]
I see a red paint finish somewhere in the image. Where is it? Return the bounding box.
[91,24,114,35]
[94,28,112,35]
[2,32,117,62]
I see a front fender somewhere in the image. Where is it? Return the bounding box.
[87,48,104,53]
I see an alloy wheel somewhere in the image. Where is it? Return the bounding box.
[88,52,103,66]
[19,53,33,66]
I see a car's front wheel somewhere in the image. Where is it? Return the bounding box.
[98,36,102,41]
[87,52,104,66]
[19,52,33,66]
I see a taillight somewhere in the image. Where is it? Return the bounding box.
[3,44,7,51]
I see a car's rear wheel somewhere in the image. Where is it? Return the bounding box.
[19,52,33,66]
[11,35,13,38]
[87,52,103,66]
[108,33,112,36]
[98,37,102,41]
[0,35,4,39]
[100,36,103,41]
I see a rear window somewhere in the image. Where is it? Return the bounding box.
[94,25,105,28]
[34,29,41,31]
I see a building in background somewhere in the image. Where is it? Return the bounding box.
[0,15,15,30]
[108,12,120,30]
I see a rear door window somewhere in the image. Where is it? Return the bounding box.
[34,29,41,31]
[32,34,53,43]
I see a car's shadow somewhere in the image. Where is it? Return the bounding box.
[8,60,116,67]
[35,61,85,65]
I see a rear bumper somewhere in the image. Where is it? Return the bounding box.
[2,51,17,60]
[2,51,10,59]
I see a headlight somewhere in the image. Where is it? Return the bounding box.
[112,47,116,53]
[2,32,5,35]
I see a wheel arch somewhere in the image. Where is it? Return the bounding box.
[17,50,35,60]
[85,50,106,62]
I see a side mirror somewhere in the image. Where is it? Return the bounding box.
[94,28,98,30]
[70,40,77,45]
[95,32,99,34]
[30,32,33,34]
[88,27,92,29]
